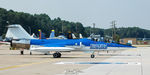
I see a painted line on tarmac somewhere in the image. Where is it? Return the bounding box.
[0,52,86,71]
[127,49,137,51]
[0,59,58,71]
[55,62,141,65]
[0,53,95,71]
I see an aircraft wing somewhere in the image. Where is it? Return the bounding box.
[30,44,76,52]
[0,41,10,45]
[30,46,75,51]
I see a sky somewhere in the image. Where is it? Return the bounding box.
[0,0,150,30]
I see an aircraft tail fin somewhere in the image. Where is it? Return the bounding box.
[79,33,83,39]
[49,30,55,39]
[5,24,32,39]
[31,33,37,39]
[72,33,76,39]
[38,30,46,39]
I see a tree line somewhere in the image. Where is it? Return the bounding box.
[0,7,150,39]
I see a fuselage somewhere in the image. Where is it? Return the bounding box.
[30,38,134,48]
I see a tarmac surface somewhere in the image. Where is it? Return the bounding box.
[0,45,150,75]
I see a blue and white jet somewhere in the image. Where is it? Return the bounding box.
[6,24,135,58]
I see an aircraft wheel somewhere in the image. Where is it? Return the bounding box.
[58,53,61,58]
[30,52,32,55]
[44,53,48,55]
[53,52,62,58]
[20,51,24,55]
[53,53,59,58]
[53,53,58,58]
[91,54,95,58]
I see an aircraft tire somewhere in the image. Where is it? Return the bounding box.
[53,53,59,58]
[91,54,95,58]
[30,52,32,55]
[44,53,48,55]
[20,51,24,55]
[53,52,62,58]
[58,53,61,58]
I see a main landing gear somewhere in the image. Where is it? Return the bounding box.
[30,51,32,55]
[53,52,61,58]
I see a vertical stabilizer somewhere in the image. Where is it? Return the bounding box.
[79,33,83,39]
[31,33,37,39]
[49,30,55,39]
[5,24,32,39]
[72,33,76,39]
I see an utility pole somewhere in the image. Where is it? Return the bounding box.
[62,22,63,33]
[76,24,77,33]
[111,20,117,41]
[93,23,95,35]
[90,26,91,35]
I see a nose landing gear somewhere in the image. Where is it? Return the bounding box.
[91,51,95,58]
[91,54,95,58]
